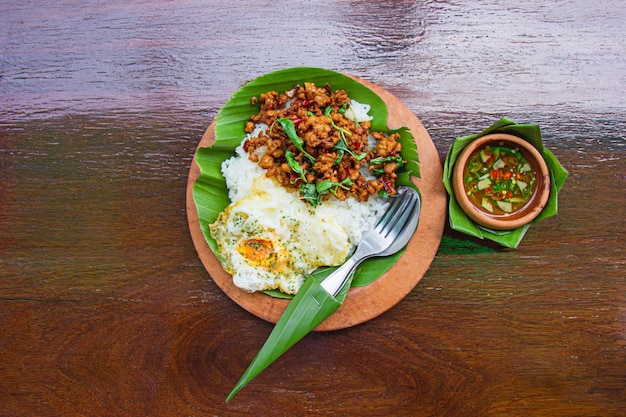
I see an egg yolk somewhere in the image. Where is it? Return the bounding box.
[237,238,287,271]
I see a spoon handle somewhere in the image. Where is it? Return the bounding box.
[319,243,375,297]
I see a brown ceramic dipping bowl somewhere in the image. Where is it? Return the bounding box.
[452,133,551,230]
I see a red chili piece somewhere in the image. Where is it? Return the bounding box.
[382,179,394,195]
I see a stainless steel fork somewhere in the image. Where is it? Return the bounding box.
[320,186,421,297]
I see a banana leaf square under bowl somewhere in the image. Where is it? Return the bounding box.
[442,118,568,248]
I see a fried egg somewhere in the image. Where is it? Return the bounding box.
[209,175,351,294]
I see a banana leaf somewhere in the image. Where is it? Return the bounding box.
[192,67,420,295]
[225,268,342,402]
[442,117,568,248]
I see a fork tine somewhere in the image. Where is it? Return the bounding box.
[374,191,405,233]
[380,194,415,239]
[375,189,415,238]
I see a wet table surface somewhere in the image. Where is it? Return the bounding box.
[1,1,624,416]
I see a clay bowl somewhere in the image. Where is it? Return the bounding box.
[452,133,551,230]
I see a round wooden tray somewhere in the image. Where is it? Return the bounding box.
[186,75,447,331]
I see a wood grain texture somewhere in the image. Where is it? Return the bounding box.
[1,1,624,416]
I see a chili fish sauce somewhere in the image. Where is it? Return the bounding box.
[463,144,538,216]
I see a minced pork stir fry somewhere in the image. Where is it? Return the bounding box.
[243,82,405,206]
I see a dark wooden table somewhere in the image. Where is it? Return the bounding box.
[1,1,624,416]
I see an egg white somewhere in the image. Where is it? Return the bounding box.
[209,175,351,294]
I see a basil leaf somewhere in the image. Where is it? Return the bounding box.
[276,118,315,163]
[316,178,353,196]
[299,183,320,207]
[332,138,367,161]
[370,155,404,165]
[285,150,307,183]
[315,180,336,195]
[324,107,353,138]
